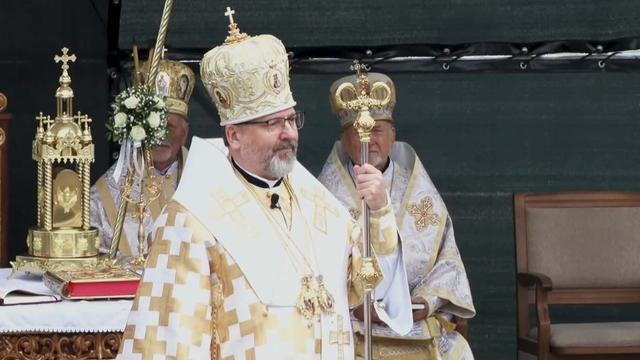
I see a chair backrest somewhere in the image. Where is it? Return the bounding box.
[515,192,640,289]
[0,92,9,267]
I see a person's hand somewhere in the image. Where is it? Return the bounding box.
[412,296,430,321]
[352,303,384,324]
[354,163,388,211]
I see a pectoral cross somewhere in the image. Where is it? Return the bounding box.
[224,6,236,24]
[329,315,351,360]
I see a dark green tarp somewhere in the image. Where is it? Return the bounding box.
[120,0,640,49]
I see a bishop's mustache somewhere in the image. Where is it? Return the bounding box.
[274,141,298,153]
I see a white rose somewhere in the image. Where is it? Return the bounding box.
[147,112,161,128]
[155,97,165,109]
[113,112,127,128]
[130,125,146,143]
[123,96,139,109]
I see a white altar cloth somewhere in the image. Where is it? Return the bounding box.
[0,268,132,333]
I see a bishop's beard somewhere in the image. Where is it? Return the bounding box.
[241,140,298,179]
[266,141,298,178]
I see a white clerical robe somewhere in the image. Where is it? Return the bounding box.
[319,141,476,360]
[116,137,413,360]
[90,148,188,257]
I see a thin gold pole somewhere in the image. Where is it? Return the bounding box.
[360,139,373,360]
[147,0,175,87]
[133,45,142,86]
[109,171,134,259]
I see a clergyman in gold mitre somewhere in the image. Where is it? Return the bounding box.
[319,71,476,359]
[117,7,413,360]
[90,58,195,257]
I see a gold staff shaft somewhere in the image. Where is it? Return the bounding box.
[132,45,142,86]
[360,139,374,360]
[147,0,175,87]
[109,171,134,259]
[341,60,391,360]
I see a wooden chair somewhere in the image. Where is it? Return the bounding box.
[455,316,469,340]
[515,192,640,360]
[0,92,9,267]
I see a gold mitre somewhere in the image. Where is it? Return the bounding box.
[200,7,296,125]
[330,72,397,128]
[141,59,195,118]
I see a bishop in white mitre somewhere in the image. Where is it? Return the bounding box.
[116,8,413,360]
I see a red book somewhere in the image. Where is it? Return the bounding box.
[43,267,141,300]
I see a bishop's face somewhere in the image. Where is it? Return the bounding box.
[341,120,396,171]
[152,113,189,171]
[227,108,299,180]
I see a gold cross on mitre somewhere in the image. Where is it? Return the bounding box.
[54,47,76,84]
[223,6,250,44]
[350,60,371,96]
[406,196,441,232]
[349,59,370,78]
[224,6,235,24]
[329,315,351,360]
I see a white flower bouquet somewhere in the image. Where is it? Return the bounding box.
[107,85,168,147]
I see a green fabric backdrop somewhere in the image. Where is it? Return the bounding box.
[120,0,640,48]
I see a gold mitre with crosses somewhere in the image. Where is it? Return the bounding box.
[200,7,296,125]
[330,72,397,128]
[141,59,195,118]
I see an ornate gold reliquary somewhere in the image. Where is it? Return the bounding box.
[11,47,102,274]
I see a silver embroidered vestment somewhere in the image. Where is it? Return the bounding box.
[319,141,476,359]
